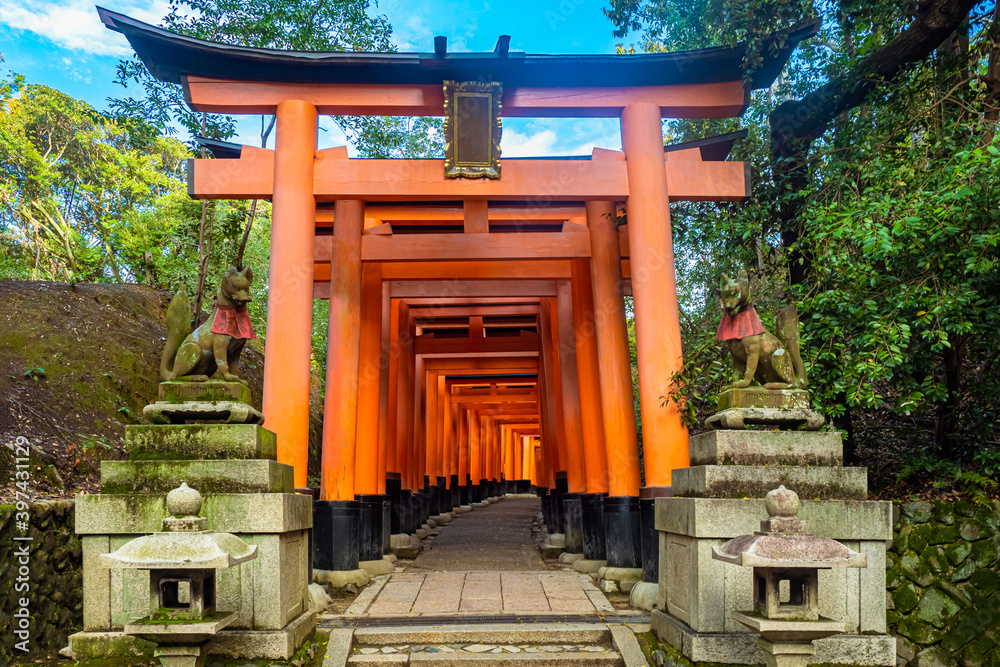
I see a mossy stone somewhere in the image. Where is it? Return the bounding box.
[923,544,951,575]
[942,618,984,653]
[888,564,905,589]
[954,499,975,518]
[887,610,903,627]
[914,646,958,667]
[969,568,1000,595]
[905,502,934,524]
[950,559,975,583]
[930,523,962,545]
[971,538,999,568]
[911,524,933,553]
[934,501,956,525]
[956,636,997,667]
[897,616,947,645]
[945,541,973,567]
[895,582,923,614]
[895,525,913,554]
[960,519,986,542]
[917,587,963,628]
[901,553,936,587]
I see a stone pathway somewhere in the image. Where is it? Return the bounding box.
[351,571,612,616]
[409,497,545,571]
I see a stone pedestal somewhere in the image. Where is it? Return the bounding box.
[653,429,895,666]
[69,410,314,661]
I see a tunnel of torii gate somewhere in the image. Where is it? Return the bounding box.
[102,8,816,574]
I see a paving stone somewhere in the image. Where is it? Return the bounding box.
[361,648,380,654]
[465,644,495,653]
[502,646,521,653]
[381,647,398,653]
[540,645,564,652]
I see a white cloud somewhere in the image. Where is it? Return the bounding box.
[502,119,621,157]
[0,0,169,58]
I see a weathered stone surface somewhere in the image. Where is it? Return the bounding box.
[903,502,934,524]
[571,559,606,574]
[629,582,658,611]
[100,459,293,494]
[689,430,843,467]
[124,424,277,461]
[651,610,896,665]
[913,646,958,667]
[314,568,368,590]
[896,617,946,646]
[158,380,252,404]
[704,406,825,431]
[76,492,312,534]
[943,541,971,567]
[655,497,893,540]
[717,387,811,411]
[671,465,867,500]
[894,583,922,615]
[144,400,264,425]
[900,552,936,588]
[360,557,397,577]
[915,589,963,629]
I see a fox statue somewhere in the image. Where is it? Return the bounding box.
[160,266,255,384]
[716,270,807,390]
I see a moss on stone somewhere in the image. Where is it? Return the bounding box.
[895,582,923,614]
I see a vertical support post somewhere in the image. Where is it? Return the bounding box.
[620,102,688,488]
[587,200,641,497]
[557,280,587,552]
[394,302,412,488]
[378,280,391,494]
[320,199,365,501]
[570,260,609,494]
[264,99,317,489]
[355,262,383,495]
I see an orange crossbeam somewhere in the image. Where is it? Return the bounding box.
[188,156,749,202]
[184,77,748,118]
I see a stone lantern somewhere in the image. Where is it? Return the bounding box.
[101,483,257,667]
[712,486,866,667]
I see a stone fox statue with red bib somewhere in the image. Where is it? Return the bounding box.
[716,270,807,390]
[160,267,256,383]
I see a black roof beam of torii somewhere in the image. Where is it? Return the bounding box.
[97,7,819,90]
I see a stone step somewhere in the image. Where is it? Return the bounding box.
[347,650,622,667]
[325,624,648,667]
[352,623,610,646]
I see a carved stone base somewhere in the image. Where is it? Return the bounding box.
[143,401,263,425]
[718,387,810,411]
[705,408,825,431]
[158,381,251,404]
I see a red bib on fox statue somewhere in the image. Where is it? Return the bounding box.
[211,302,256,340]
[716,305,765,341]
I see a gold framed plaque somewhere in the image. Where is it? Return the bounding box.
[443,80,502,179]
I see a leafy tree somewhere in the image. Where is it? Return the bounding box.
[605,0,1000,495]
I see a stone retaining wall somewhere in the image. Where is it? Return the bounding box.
[887,500,1000,667]
[0,500,82,664]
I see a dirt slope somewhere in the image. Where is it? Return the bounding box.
[0,280,322,501]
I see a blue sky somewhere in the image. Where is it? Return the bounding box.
[0,0,636,156]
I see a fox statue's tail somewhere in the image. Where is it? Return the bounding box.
[160,293,192,381]
[776,304,808,389]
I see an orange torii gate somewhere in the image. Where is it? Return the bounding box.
[101,7,815,577]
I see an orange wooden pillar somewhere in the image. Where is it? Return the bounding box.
[588,201,642,497]
[459,408,470,492]
[469,410,482,485]
[320,199,365,501]
[377,280,391,494]
[263,99,317,489]
[355,262,383,495]
[393,302,412,489]
[413,356,426,492]
[556,282,588,494]
[570,260,610,494]
[621,102,688,488]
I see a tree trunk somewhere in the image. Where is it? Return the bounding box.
[234,114,275,270]
[770,0,979,284]
[935,338,965,459]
